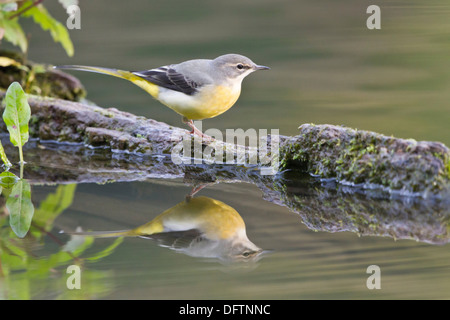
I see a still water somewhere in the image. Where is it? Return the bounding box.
[1,0,450,299]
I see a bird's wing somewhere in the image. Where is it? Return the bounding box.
[139,229,205,249]
[132,66,199,95]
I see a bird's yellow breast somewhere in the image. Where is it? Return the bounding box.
[157,84,241,121]
[132,196,245,240]
[194,84,241,120]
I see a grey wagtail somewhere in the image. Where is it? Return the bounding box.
[68,195,262,261]
[56,54,269,137]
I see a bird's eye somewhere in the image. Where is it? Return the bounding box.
[242,251,251,257]
[236,64,244,70]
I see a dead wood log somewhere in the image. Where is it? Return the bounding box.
[0,91,448,198]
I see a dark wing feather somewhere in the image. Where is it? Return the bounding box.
[132,67,199,95]
[139,229,205,249]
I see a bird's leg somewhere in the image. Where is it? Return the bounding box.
[182,117,213,141]
[182,117,202,136]
[188,120,204,137]
[185,183,212,201]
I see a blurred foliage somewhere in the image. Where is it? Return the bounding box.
[0,0,75,57]
[0,183,122,299]
[0,80,118,299]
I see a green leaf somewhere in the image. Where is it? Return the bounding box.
[2,82,31,164]
[0,140,12,167]
[86,237,124,262]
[22,3,74,57]
[7,179,34,238]
[32,184,77,232]
[0,13,28,53]
[0,171,19,188]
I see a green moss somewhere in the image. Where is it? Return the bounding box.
[93,108,115,118]
[446,158,450,179]
[280,123,450,196]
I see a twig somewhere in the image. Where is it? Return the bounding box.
[8,0,45,20]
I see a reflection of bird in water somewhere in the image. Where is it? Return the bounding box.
[69,195,263,262]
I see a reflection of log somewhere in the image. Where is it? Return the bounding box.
[3,140,449,245]
[0,91,448,198]
[270,173,450,245]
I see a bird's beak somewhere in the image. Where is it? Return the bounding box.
[254,64,270,71]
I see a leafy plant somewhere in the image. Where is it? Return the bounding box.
[0,81,32,238]
[0,183,122,299]
[6,178,33,238]
[0,0,76,57]
[2,81,31,166]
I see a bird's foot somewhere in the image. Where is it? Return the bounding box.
[183,119,215,142]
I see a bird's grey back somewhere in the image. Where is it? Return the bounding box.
[172,58,215,86]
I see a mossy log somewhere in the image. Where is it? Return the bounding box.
[281,124,450,197]
[0,90,448,198]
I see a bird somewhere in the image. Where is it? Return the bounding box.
[55,54,269,137]
[66,195,263,262]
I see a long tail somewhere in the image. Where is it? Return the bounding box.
[55,65,133,80]
[62,228,135,238]
[54,65,159,97]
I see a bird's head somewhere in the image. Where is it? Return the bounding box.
[212,54,269,83]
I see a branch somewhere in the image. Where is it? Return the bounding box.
[8,0,45,20]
